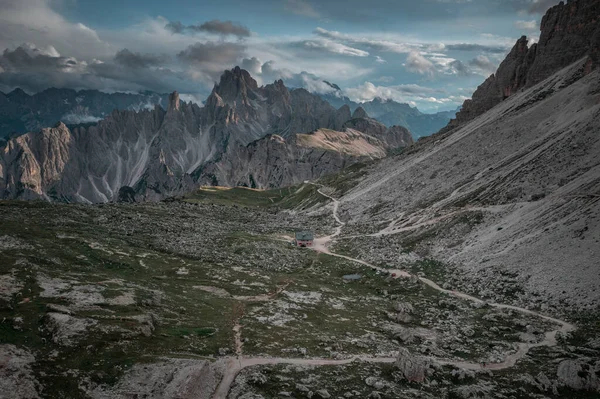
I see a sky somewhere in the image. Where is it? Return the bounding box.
[0,0,559,112]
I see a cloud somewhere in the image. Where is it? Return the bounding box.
[445,43,508,53]
[0,0,110,60]
[313,27,421,54]
[343,81,467,111]
[285,0,321,18]
[405,51,435,76]
[192,20,251,38]
[0,43,195,94]
[241,57,263,75]
[514,20,538,31]
[526,0,559,14]
[468,54,497,75]
[114,49,168,69]
[300,39,369,57]
[165,21,186,34]
[165,19,250,38]
[372,76,394,83]
[177,42,245,65]
[177,41,247,83]
[260,60,337,93]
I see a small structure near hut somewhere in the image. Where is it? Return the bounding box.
[294,231,314,247]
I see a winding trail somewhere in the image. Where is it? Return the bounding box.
[211,185,576,398]
[313,186,576,367]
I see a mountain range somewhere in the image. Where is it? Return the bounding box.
[0,68,412,203]
[320,89,458,139]
[0,88,169,140]
[0,84,456,144]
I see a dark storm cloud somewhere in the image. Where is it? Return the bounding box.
[165,21,186,34]
[0,44,194,94]
[165,19,250,38]
[177,42,246,65]
[193,20,251,37]
[114,49,168,69]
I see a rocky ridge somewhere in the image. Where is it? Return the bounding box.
[321,92,458,139]
[450,0,600,127]
[0,88,169,139]
[0,67,412,203]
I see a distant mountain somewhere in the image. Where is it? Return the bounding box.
[0,88,170,139]
[0,67,412,202]
[319,91,458,139]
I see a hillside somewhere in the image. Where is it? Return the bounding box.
[333,58,599,312]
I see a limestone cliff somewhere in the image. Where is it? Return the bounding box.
[450,0,599,127]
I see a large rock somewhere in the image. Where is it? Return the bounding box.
[450,0,600,127]
[90,358,225,399]
[0,344,40,398]
[44,312,97,346]
[395,348,434,383]
[557,359,600,391]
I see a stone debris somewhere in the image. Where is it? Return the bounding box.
[395,348,435,383]
[557,359,600,391]
[44,312,98,346]
[0,345,40,399]
[90,358,225,398]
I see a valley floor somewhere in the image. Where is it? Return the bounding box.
[1,184,598,398]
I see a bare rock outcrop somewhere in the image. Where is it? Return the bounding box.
[0,67,405,203]
[557,359,600,391]
[0,344,40,399]
[395,348,434,383]
[196,126,403,189]
[90,358,225,399]
[450,0,600,127]
[45,312,98,346]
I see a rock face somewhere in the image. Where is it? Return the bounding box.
[336,58,600,310]
[0,67,412,202]
[0,345,40,398]
[0,88,169,139]
[90,358,225,399]
[197,125,407,188]
[450,0,600,127]
[395,348,434,383]
[557,359,600,391]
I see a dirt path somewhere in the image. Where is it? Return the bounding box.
[211,186,576,398]
[312,187,576,369]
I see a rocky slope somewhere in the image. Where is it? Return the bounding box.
[322,92,457,139]
[0,67,412,203]
[333,57,600,312]
[0,88,169,140]
[197,124,411,189]
[450,0,600,127]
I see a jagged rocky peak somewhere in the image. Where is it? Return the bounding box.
[212,66,259,106]
[168,91,180,112]
[449,0,600,127]
[352,106,368,119]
